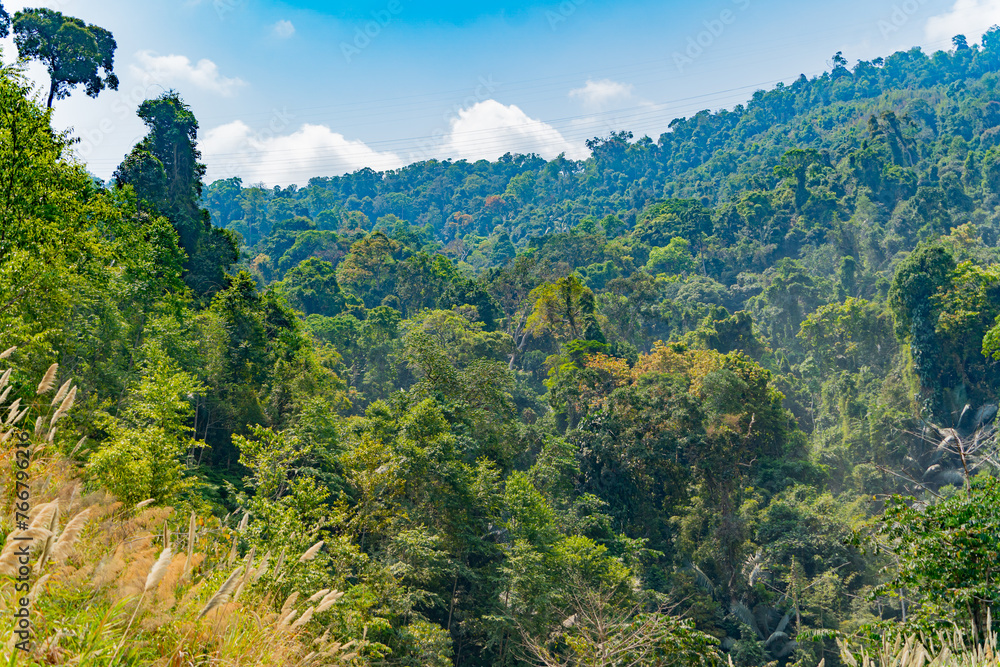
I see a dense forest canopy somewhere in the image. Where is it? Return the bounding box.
[3,11,1000,666]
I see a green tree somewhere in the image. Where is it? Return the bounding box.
[279,258,346,317]
[115,92,237,297]
[873,476,1000,636]
[337,231,403,308]
[88,346,205,505]
[13,8,119,107]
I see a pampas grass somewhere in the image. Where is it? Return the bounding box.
[143,548,173,593]
[36,363,58,394]
[114,547,174,661]
[198,566,245,619]
[232,547,256,603]
[6,397,20,422]
[278,609,299,630]
[281,591,300,614]
[308,588,330,603]
[0,528,52,575]
[253,550,271,581]
[290,606,314,630]
[182,510,196,580]
[51,508,91,561]
[135,498,155,511]
[315,590,343,614]
[51,379,72,406]
[299,540,323,563]
[0,345,16,359]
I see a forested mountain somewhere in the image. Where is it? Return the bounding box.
[3,15,1000,667]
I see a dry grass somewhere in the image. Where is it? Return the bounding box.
[0,365,364,666]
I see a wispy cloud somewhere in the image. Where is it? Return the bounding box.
[272,20,296,39]
[569,79,634,109]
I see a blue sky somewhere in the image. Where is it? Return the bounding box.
[2,0,997,186]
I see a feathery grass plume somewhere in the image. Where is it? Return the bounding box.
[47,426,56,442]
[51,380,72,406]
[6,397,20,422]
[273,546,287,581]
[70,436,86,456]
[238,511,249,532]
[232,547,256,603]
[113,546,175,662]
[316,590,344,613]
[36,363,58,394]
[35,532,55,573]
[34,415,44,435]
[291,606,314,630]
[299,540,324,563]
[0,528,52,574]
[182,511,196,580]
[278,609,298,630]
[50,387,76,427]
[135,498,155,511]
[0,386,11,404]
[145,547,173,593]
[0,368,11,387]
[11,407,27,425]
[198,566,245,619]
[30,500,59,572]
[51,508,91,561]
[281,591,300,614]
[0,430,10,443]
[0,346,15,360]
[308,588,331,603]
[30,499,59,532]
[252,550,271,581]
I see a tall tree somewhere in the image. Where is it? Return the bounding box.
[115,92,238,297]
[0,3,10,38]
[12,8,118,107]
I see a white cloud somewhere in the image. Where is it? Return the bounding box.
[201,121,405,186]
[198,101,587,187]
[437,100,588,162]
[272,20,296,39]
[130,51,246,97]
[569,79,634,109]
[926,0,1000,44]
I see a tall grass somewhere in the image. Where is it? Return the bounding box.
[0,363,362,665]
[838,616,1000,667]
